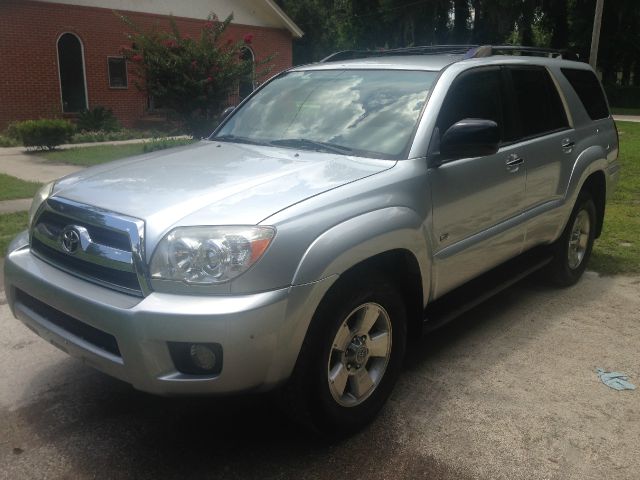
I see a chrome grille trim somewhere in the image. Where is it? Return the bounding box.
[30,197,150,297]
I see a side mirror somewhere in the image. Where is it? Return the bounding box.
[439,119,500,160]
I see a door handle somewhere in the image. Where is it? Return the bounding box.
[561,138,575,153]
[506,153,524,172]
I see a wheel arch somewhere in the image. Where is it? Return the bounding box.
[291,207,431,342]
[580,170,606,238]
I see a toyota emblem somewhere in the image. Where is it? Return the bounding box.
[60,226,81,254]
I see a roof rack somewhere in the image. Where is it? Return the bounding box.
[320,44,579,63]
[469,45,574,59]
[320,45,479,63]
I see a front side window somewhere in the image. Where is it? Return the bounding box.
[215,69,438,158]
[436,67,510,142]
[508,66,568,139]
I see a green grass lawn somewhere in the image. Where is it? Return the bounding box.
[0,211,28,255]
[0,173,42,201]
[38,138,195,166]
[590,121,640,274]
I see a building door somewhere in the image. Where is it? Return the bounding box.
[57,33,87,112]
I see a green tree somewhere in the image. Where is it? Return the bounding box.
[120,13,263,137]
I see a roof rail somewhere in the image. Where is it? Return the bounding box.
[320,45,479,63]
[320,44,580,63]
[467,45,578,60]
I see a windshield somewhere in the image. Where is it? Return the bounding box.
[213,69,438,159]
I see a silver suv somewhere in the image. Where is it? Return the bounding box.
[4,45,620,434]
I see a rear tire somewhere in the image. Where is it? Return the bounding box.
[544,191,597,287]
[281,272,407,436]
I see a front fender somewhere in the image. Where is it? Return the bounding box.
[291,207,431,303]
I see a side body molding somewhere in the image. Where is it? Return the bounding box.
[291,207,432,305]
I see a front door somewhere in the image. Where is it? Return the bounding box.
[429,66,526,297]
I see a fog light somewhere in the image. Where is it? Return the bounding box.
[168,341,223,375]
[190,343,217,370]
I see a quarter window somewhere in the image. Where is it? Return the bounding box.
[508,66,568,139]
[561,68,609,120]
[108,57,128,88]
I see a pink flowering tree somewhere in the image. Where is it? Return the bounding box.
[120,13,268,137]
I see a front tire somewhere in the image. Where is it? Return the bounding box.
[545,191,597,287]
[282,273,407,436]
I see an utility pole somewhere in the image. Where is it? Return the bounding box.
[589,0,604,69]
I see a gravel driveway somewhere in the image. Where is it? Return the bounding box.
[1,271,638,479]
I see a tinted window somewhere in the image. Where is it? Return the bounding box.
[108,57,127,88]
[509,66,568,138]
[437,68,507,141]
[216,69,438,158]
[561,68,609,120]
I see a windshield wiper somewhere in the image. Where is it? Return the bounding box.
[210,134,267,146]
[269,138,353,155]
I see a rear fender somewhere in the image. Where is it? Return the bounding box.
[554,145,608,239]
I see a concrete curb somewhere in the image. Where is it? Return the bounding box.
[613,115,640,123]
[0,198,31,214]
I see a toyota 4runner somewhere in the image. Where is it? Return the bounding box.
[4,45,620,434]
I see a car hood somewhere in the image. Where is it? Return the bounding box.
[53,140,394,243]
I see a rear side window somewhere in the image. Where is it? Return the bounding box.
[508,66,568,139]
[437,67,507,142]
[561,68,609,120]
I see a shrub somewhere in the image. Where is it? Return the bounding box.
[76,106,121,132]
[70,129,169,144]
[9,119,75,150]
[142,137,195,153]
[120,12,272,138]
[0,135,20,147]
[604,86,640,109]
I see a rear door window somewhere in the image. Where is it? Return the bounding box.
[507,66,569,139]
[561,68,610,120]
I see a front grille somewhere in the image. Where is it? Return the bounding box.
[15,289,121,358]
[30,198,145,296]
[37,210,132,252]
[31,237,141,291]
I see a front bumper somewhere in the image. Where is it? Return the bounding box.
[4,239,334,395]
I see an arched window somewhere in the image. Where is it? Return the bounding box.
[239,46,255,100]
[57,33,87,112]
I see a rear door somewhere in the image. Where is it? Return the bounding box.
[504,65,573,212]
[429,66,527,296]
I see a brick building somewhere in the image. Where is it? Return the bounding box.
[0,0,303,130]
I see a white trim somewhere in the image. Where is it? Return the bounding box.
[39,0,304,38]
[56,31,89,112]
[263,0,304,38]
[107,56,128,89]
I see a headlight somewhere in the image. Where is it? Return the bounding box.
[28,181,55,227]
[150,226,275,285]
